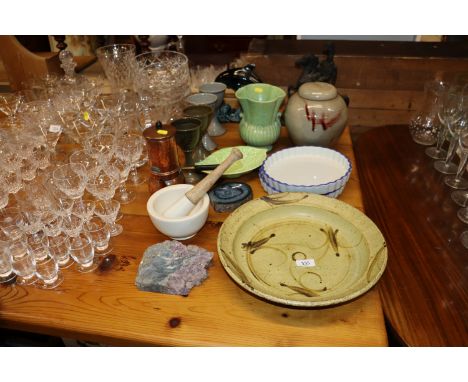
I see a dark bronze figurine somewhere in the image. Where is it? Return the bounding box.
[215,64,262,91]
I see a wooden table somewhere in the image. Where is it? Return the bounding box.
[354,125,468,346]
[0,125,388,346]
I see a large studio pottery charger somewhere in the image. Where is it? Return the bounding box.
[217,193,387,307]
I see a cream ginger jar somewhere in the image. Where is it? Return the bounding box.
[284,82,348,147]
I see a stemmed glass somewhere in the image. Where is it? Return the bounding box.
[96,44,137,93]
[9,240,36,285]
[47,233,73,268]
[110,156,134,204]
[52,163,88,200]
[35,255,64,289]
[0,92,25,124]
[85,134,115,165]
[445,117,468,189]
[84,217,111,257]
[94,199,122,237]
[0,231,15,284]
[434,86,464,174]
[114,133,144,202]
[68,232,97,272]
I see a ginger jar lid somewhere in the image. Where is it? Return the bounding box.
[298,82,337,101]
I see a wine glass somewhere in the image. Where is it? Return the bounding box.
[96,44,137,93]
[84,134,115,165]
[68,232,97,272]
[0,92,25,122]
[86,165,120,202]
[47,233,73,268]
[434,86,464,174]
[52,163,88,200]
[9,240,36,285]
[445,120,468,189]
[35,255,64,289]
[109,156,134,204]
[84,217,111,257]
[94,199,122,237]
[0,231,15,284]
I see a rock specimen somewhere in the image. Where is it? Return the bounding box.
[135,240,213,296]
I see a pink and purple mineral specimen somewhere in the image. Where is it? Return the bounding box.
[135,240,213,296]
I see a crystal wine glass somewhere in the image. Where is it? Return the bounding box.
[9,240,36,285]
[68,232,97,272]
[434,86,464,174]
[445,117,468,189]
[94,199,122,237]
[96,44,137,93]
[52,163,88,200]
[35,254,64,289]
[0,231,15,284]
[0,92,25,122]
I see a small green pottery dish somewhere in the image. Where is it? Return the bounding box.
[217,192,387,307]
[195,146,268,178]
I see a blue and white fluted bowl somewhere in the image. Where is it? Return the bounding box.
[259,146,351,197]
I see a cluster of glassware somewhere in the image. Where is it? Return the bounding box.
[409,78,468,248]
[0,55,151,288]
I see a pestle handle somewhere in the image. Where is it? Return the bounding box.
[185,148,243,204]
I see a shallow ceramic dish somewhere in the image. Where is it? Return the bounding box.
[260,146,351,194]
[217,192,387,307]
[259,168,345,198]
[195,146,267,178]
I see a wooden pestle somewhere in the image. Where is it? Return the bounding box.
[163,148,243,218]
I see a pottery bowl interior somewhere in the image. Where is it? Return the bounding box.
[146,184,209,240]
[260,146,351,194]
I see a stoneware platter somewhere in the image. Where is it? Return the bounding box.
[195,146,268,178]
[217,192,387,307]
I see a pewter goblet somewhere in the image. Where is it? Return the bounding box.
[199,82,227,137]
[172,117,202,184]
[185,93,218,151]
[183,105,213,162]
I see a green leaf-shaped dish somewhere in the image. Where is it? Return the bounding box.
[196,146,268,178]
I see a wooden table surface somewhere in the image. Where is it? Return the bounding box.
[354,125,468,346]
[0,124,388,346]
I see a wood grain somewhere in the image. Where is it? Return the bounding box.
[354,125,468,346]
[241,52,468,127]
[0,124,386,346]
